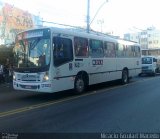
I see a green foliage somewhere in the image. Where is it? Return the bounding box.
[0,45,14,65]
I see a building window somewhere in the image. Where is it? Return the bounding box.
[149,41,152,44]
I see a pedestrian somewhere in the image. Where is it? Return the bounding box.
[0,64,4,83]
[4,59,10,83]
[9,64,13,83]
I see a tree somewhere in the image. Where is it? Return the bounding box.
[0,44,14,65]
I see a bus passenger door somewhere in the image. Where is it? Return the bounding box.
[52,35,74,92]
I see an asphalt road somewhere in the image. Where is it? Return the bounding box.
[0,75,160,135]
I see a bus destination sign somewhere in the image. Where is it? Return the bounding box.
[24,30,43,39]
[17,30,44,40]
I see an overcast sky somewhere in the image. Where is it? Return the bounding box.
[2,0,160,36]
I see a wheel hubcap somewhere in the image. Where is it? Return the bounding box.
[123,72,128,83]
[76,79,84,92]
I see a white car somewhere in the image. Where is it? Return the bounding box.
[140,56,160,76]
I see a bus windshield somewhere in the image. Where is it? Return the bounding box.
[13,30,51,74]
[142,57,152,64]
[14,37,51,69]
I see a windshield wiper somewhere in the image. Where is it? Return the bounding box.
[29,38,40,50]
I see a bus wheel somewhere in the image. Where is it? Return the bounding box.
[74,75,86,94]
[121,69,128,84]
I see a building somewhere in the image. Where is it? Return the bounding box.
[147,27,160,49]
[124,27,160,56]
[124,33,140,43]
[0,1,43,45]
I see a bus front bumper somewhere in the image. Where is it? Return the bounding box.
[13,81,53,93]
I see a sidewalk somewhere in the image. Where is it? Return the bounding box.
[0,79,13,88]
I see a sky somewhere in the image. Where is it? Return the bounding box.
[1,0,160,36]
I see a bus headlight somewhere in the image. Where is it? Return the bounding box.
[43,72,49,81]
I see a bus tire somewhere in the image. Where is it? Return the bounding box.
[121,69,128,84]
[74,75,86,94]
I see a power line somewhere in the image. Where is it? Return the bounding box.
[42,20,85,30]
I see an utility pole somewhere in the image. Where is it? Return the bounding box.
[87,0,90,33]
[86,0,108,33]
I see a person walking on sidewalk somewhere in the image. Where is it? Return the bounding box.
[0,64,4,83]
[4,59,10,83]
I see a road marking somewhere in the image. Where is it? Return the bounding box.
[0,76,159,118]
[0,84,127,118]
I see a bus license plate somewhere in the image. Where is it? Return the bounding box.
[25,85,32,89]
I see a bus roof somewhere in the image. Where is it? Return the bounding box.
[18,26,140,46]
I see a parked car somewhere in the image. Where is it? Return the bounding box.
[140,56,160,76]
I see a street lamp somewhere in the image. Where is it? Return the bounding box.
[86,0,108,33]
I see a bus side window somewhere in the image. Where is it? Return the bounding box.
[117,43,126,57]
[104,41,116,57]
[126,45,132,57]
[134,46,141,57]
[89,39,103,58]
[74,37,88,57]
[53,37,73,66]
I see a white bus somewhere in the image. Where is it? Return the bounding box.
[13,27,141,93]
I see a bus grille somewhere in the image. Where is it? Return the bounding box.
[18,74,40,82]
[142,66,148,70]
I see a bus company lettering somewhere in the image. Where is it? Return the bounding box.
[92,60,103,65]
